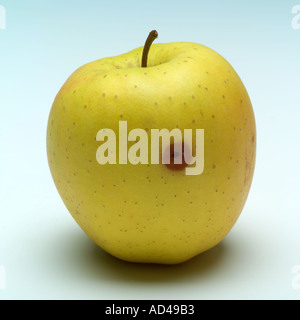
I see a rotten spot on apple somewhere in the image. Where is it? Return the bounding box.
[163,142,189,171]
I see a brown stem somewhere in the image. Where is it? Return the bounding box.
[141,30,158,68]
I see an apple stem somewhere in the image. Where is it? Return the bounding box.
[141,30,158,68]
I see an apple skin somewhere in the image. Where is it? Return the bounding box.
[47,42,256,264]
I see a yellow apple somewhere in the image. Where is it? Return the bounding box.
[47,31,256,264]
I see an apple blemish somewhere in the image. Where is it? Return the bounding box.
[163,143,188,171]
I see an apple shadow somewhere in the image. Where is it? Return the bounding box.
[60,229,230,285]
[90,242,227,284]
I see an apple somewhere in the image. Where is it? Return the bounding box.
[47,31,256,264]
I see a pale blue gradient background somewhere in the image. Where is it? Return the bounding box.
[0,0,300,300]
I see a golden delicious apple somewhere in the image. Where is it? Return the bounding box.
[47,31,256,264]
